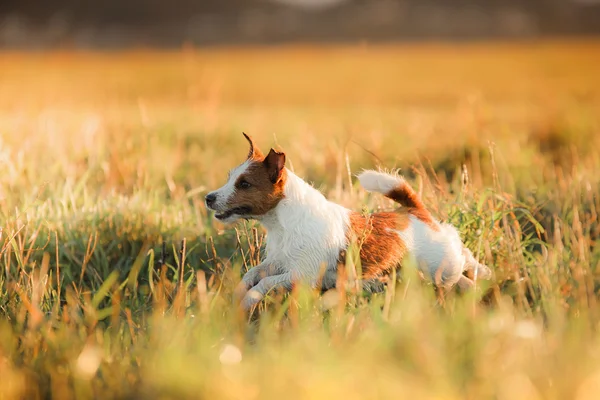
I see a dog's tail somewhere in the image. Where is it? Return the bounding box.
[357,170,432,216]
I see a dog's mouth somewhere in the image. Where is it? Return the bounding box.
[214,206,252,220]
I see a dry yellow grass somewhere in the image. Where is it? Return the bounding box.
[0,39,599,399]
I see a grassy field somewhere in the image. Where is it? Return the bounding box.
[1,39,600,399]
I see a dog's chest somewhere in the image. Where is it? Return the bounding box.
[262,222,343,273]
[259,193,351,274]
[263,226,319,261]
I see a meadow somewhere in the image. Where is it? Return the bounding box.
[1,39,600,399]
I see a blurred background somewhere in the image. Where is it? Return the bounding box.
[1,3,600,399]
[1,0,600,49]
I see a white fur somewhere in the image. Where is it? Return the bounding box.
[357,170,406,194]
[395,218,467,288]
[259,170,350,282]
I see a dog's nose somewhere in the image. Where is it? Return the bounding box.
[205,193,217,207]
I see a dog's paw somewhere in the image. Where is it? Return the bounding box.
[240,289,264,311]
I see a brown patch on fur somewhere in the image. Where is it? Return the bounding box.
[386,182,439,231]
[263,148,286,184]
[225,155,287,217]
[339,211,410,280]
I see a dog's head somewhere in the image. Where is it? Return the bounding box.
[205,133,287,224]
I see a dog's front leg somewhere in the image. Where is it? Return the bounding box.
[234,262,279,302]
[240,271,293,311]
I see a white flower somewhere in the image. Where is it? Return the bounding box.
[75,344,102,379]
[219,344,242,365]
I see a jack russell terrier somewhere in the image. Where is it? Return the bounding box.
[205,133,492,311]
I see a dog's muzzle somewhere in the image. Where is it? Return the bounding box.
[214,206,252,220]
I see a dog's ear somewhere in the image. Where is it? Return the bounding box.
[263,148,286,184]
[242,132,263,159]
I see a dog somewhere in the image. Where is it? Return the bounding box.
[205,133,492,311]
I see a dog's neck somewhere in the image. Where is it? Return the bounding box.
[256,168,340,233]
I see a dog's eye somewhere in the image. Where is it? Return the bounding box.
[238,180,251,189]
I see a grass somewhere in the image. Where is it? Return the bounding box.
[1,38,600,399]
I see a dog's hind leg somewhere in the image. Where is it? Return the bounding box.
[462,247,493,280]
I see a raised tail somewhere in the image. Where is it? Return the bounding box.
[356,170,426,209]
[357,170,436,226]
